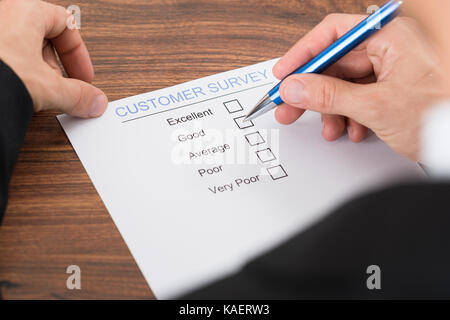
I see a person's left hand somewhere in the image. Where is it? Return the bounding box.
[0,0,108,118]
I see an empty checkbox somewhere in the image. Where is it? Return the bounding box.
[267,165,288,180]
[224,99,244,114]
[245,131,265,146]
[234,116,254,129]
[256,148,276,163]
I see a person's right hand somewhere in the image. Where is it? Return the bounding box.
[0,0,107,118]
[273,14,447,161]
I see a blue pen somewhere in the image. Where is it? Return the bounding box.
[244,0,403,121]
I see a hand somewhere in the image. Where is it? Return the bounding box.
[406,0,450,93]
[273,14,446,160]
[0,0,107,118]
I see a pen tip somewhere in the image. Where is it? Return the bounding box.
[244,94,276,122]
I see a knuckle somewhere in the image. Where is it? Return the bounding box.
[323,13,353,24]
[389,16,419,35]
[316,79,337,114]
[324,13,340,23]
[55,4,70,16]
[70,83,85,114]
[395,16,415,27]
[18,0,39,10]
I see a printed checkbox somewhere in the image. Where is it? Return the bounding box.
[224,99,244,114]
[245,131,265,146]
[256,148,276,163]
[233,116,254,129]
[267,165,288,180]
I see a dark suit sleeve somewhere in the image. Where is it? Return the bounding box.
[0,60,34,224]
[183,182,450,299]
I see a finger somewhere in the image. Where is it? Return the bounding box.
[42,42,63,76]
[44,70,108,118]
[39,1,94,82]
[273,14,370,80]
[347,118,368,143]
[275,104,305,125]
[322,114,346,141]
[279,73,382,128]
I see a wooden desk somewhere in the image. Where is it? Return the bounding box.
[0,0,383,299]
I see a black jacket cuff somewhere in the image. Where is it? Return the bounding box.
[0,59,34,223]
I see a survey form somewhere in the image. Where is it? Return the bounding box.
[58,59,424,299]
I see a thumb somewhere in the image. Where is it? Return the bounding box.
[279,73,379,126]
[46,72,108,118]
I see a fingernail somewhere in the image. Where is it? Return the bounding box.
[283,79,304,104]
[89,94,108,118]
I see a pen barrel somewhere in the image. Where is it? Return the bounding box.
[269,0,402,105]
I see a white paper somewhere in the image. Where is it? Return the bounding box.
[58,59,424,299]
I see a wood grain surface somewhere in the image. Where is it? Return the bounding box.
[0,0,383,299]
